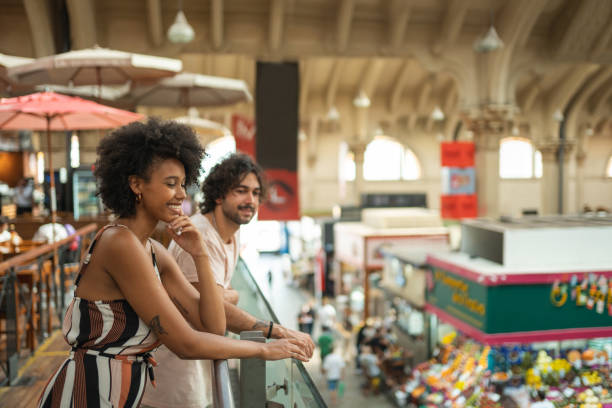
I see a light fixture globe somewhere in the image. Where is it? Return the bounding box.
[431,106,445,121]
[473,26,504,53]
[168,10,195,44]
[353,90,371,108]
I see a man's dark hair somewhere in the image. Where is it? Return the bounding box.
[95,117,205,218]
[200,153,266,214]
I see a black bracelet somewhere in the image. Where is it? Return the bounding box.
[267,321,274,339]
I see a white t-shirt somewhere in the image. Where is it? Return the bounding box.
[319,303,337,329]
[359,353,381,377]
[322,353,345,381]
[141,212,239,408]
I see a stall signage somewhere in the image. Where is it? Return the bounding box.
[427,268,487,329]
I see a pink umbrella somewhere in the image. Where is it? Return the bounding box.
[0,91,144,241]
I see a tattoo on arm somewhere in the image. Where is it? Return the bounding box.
[170,295,189,317]
[149,315,168,336]
[251,319,268,332]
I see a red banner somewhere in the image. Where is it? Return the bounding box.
[258,169,299,221]
[440,194,478,219]
[441,142,475,167]
[231,114,256,160]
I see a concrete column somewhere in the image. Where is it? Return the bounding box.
[473,128,501,218]
[23,0,56,57]
[539,145,559,215]
[351,142,366,206]
[537,141,575,215]
[306,117,319,208]
[575,150,586,212]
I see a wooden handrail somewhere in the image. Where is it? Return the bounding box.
[0,223,98,274]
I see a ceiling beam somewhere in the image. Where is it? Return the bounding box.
[553,0,612,59]
[269,0,285,52]
[518,77,541,113]
[357,59,385,100]
[299,60,313,117]
[389,60,412,114]
[590,21,612,60]
[23,0,55,56]
[388,0,410,51]
[211,0,224,51]
[407,75,434,131]
[547,64,599,117]
[566,66,612,133]
[146,0,164,48]
[337,0,355,53]
[326,59,345,110]
[66,0,97,49]
[432,0,468,55]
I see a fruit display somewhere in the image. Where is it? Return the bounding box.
[391,333,612,408]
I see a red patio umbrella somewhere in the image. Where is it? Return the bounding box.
[0,91,144,242]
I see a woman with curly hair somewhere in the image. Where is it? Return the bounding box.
[38,118,309,408]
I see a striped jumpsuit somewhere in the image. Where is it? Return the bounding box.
[38,225,161,408]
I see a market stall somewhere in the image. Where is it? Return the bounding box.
[392,215,612,407]
[334,207,449,320]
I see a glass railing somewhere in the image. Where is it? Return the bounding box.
[231,257,327,408]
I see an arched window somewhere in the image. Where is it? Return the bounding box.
[606,156,612,177]
[499,137,542,179]
[341,137,421,181]
[364,137,403,180]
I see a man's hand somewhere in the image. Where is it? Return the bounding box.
[223,288,239,305]
[273,325,315,358]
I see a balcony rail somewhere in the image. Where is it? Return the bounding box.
[212,257,327,408]
[0,223,98,385]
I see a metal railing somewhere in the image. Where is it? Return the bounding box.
[212,257,327,408]
[212,359,236,408]
[0,223,98,385]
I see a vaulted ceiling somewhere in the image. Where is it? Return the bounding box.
[2,0,612,141]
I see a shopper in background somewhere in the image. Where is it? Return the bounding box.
[359,345,382,396]
[319,296,337,330]
[32,222,68,243]
[14,178,33,215]
[38,119,309,408]
[322,345,345,406]
[142,153,314,408]
[318,325,335,366]
[0,216,10,243]
[298,301,315,336]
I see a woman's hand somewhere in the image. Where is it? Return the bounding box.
[260,338,310,362]
[167,215,208,258]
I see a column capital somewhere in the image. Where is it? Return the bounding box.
[348,141,367,163]
[473,132,502,152]
[534,140,576,163]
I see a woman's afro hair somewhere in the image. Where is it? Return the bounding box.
[95,117,204,217]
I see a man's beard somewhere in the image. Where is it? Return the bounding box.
[223,204,256,225]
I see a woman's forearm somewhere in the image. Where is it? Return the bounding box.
[192,254,226,334]
[178,330,264,360]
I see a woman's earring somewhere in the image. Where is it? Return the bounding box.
[136,192,142,203]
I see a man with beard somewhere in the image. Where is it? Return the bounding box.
[142,154,314,408]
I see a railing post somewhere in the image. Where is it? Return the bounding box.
[212,359,236,408]
[240,330,266,408]
[5,266,19,384]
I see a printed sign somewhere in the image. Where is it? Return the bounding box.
[258,168,299,220]
[231,114,256,159]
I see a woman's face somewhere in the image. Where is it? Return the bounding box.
[137,158,187,222]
